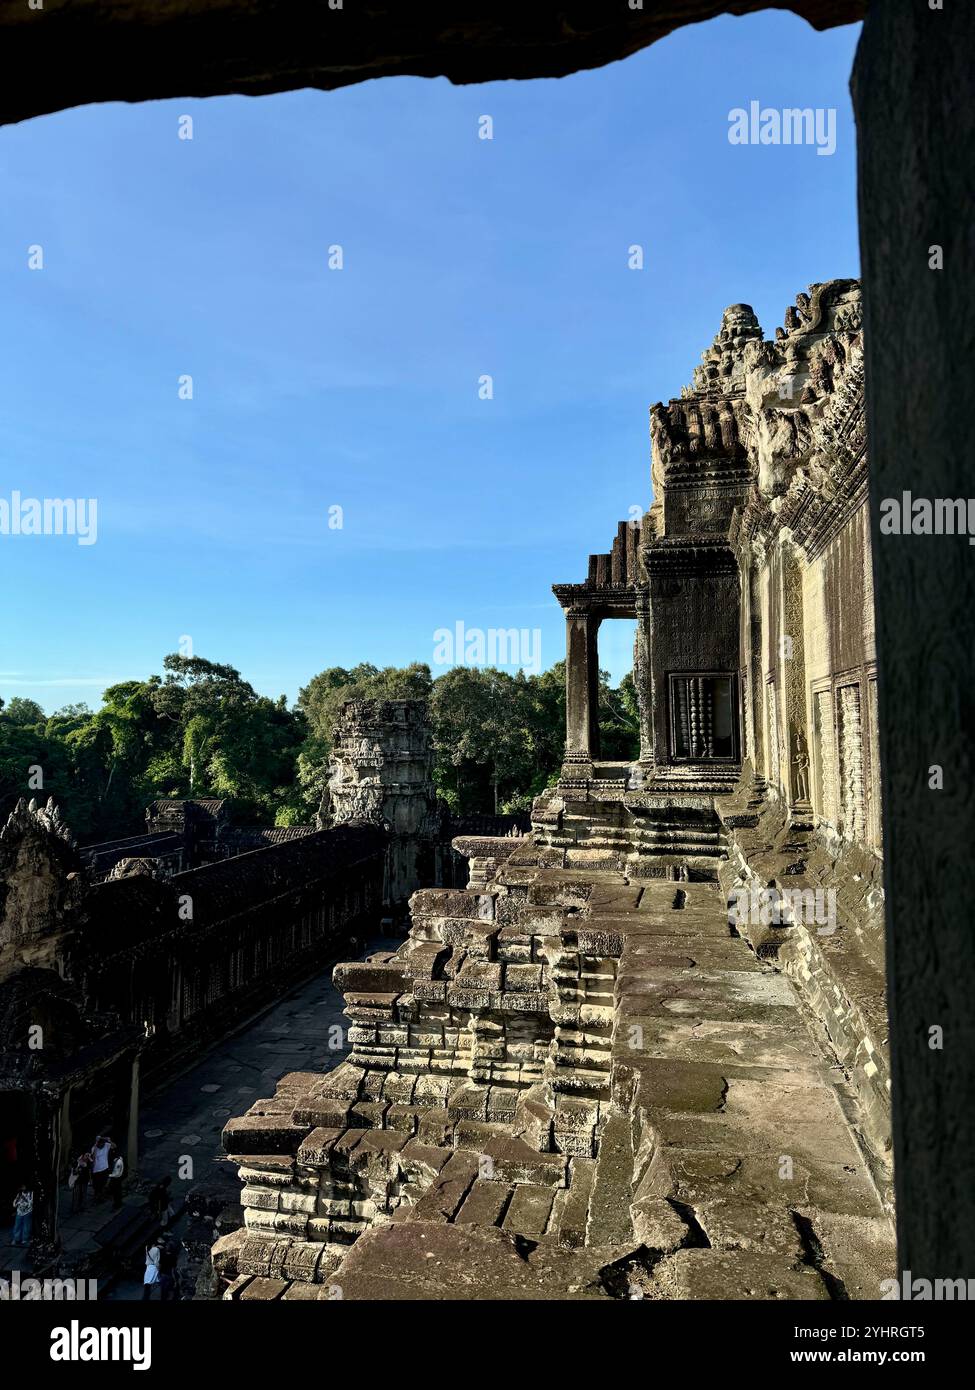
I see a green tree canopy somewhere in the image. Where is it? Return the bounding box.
[298,663,433,745]
[1,696,45,726]
[0,653,636,839]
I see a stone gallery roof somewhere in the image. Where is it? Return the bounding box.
[76,874,174,947]
[76,824,387,959]
[173,825,386,926]
[229,826,316,851]
[81,831,184,872]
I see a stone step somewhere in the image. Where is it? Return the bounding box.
[501,1182,557,1238]
[453,1178,513,1227]
[551,1157,597,1250]
[560,818,723,836]
[555,834,726,848]
[553,833,725,854]
[584,1109,636,1247]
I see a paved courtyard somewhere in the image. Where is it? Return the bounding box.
[1,936,386,1297]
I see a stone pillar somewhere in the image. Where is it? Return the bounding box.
[35,1093,62,1248]
[126,1056,140,1176]
[586,617,601,761]
[750,556,765,776]
[634,591,654,766]
[563,608,600,772]
[737,544,765,776]
[58,1089,73,1182]
[778,535,810,814]
[853,0,975,1281]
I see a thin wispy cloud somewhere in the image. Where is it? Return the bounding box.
[0,676,116,687]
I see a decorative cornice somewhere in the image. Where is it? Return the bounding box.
[643,538,738,578]
[552,583,640,615]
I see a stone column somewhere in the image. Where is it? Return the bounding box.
[854,0,975,1281]
[563,608,600,773]
[634,591,655,766]
[778,535,810,815]
[35,1093,63,1248]
[750,554,765,776]
[126,1056,140,1176]
[59,1089,73,1182]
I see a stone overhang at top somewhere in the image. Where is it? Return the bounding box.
[0,2,867,128]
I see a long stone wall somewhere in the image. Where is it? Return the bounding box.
[0,800,387,1249]
[76,826,388,1087]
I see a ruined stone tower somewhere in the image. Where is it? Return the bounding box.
[323,699,443,910]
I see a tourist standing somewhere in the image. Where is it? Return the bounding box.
[11,1185,33,1246]
[89,1135,112,1200]
[69,1151,92,1213]
[108,1151,125,1210]
[159,1237,180,1301]
[147,1175,173,1226]
[142,1241,161,1300]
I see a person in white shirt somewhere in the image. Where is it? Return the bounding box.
[89,1135,113,1201]
[142,1241,161,1300]
[108,1152,125,1210]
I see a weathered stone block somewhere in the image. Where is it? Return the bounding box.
[222,1114,306,1155]
[334,960,410,994]
[502,1183,556,1238]
[503,963,544,991]
[296,1127,343,1166]
[240,1185,281,1211]
[482,1134,567,1187]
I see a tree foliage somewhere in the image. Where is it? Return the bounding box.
[298,663,433,744]
[0,652,638,840]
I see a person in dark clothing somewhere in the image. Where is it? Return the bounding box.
[159,1238,181,1301]
[70,1152,92,1213]
[147,1176,172,1223]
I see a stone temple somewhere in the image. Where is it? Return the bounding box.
[213,279,893,1301]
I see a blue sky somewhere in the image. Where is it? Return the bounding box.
[0,11,861,711]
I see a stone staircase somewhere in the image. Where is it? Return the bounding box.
[216,834,893,1302]
[534,789,728,878]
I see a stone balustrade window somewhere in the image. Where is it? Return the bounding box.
[669,673,737,761]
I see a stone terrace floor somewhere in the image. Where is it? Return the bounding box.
[222,869,895,1301]
[597,874,893,1298]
